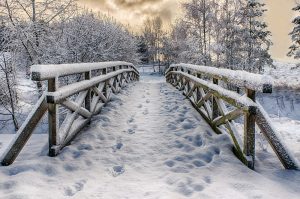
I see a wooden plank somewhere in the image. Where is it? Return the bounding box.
[1,95,48,166]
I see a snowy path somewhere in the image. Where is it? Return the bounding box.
[0,73,300,199]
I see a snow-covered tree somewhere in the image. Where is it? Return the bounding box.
[141,16,165,65]
[166,0,272,73]
[240,0,272,72]
[182,0,216,65]
[288,4,300,59]
[0,24,19,131]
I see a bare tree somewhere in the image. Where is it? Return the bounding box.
[1,0,77,91]
[141,16,165,72]
[0,24,19,130]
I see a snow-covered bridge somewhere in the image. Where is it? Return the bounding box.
[0,62,299,198]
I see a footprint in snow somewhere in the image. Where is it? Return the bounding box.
[143,109,149,115]
[127,116,134,124]
[146,99,150,103]
[127,129,135,134]
[112,142,123,152]
[64,180,86,197]
[138,104,143,108]
[109,165,125,177]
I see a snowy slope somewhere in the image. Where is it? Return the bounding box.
[0,71,47,134]
[265,61,300,90]
[0,72,299,199]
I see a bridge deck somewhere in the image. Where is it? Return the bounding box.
[0,72,299,198]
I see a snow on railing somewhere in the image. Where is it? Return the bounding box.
[31,61,139,80]
[1,61,139,166]
[166,66,299,170]
[167,64,273,93]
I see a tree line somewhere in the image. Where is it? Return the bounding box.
[0,0,139,131]
[139,0,274,73]
[138,0,300,72]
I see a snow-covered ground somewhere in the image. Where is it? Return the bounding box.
[265,61,300,90]
[0,71,299,199]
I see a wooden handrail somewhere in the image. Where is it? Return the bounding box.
[166,66,299,170]
[1,62,139,166]
[166,64,273,93]
[31,61,139,81]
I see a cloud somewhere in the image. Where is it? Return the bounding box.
[78,0,181,31]
[112,0,161,8]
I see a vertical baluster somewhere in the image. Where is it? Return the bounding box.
[212,78,219,119]
[85,71,91,119]
[48,77,58,156]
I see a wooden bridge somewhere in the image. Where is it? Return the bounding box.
[0,62,298,170]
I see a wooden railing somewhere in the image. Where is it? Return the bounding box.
[1,61,139,166]
[166,64,299,170]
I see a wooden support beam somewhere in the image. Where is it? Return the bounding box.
[256,107,299,170]
[215,98,247,166]
[91,95,101,113]
[212,78,219,120]
[244,89,256,169]
[212,109,244,127]
[1,95,48,166]
[85,71,91,124]
[54,118,90,155]
[199,88,213,119]
[93,86,107,103]
[61,99,92,119]
[59,91,88,145]
[48,78,59,157]
[196,91,212,108]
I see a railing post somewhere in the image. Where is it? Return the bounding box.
[196,74,202,101]
[103,67,107,75]
[244,88,256,169]
[85,71,91,119]
[212,78,219,119]
[48,77,58,156]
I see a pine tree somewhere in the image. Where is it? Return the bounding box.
[288,4,300,59]
[240,0,272,73]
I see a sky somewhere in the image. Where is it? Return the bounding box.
[78,0,298,62]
